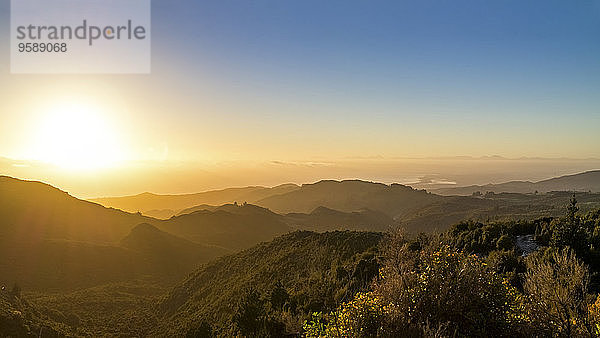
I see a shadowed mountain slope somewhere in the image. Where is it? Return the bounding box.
[0,176,151,289]
[155,230,384,336]
[0,177,229,290]
[0,176,151,244]
[284,206,393,232]
[154,204,293,251]
[120,223,231,276]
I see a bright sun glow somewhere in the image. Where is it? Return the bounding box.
[27,102,126,171]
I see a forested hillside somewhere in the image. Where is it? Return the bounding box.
[156,231,384,336]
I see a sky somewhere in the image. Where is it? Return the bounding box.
[0,1,599,196]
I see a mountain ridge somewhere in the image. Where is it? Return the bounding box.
[90,184,300,217]
[433,170,600,195]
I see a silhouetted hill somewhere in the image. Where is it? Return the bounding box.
[176,204,218,216]
[0,176,150,244]
[255,180,441,217]
[154,202,393,249]
[214,203,278,217]
[91,184,300,217]
[120,223,230,276]
[154,204,292,251]
[0,177,152,290]
[249,179,600,234]
[155,230,384,336]
[0,177,229,290]
[433,170,600,195]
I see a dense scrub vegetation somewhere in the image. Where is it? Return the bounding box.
[305,197,600,337]
[27,281,165,336]
[0,284,77,336]
[156,231,384,336]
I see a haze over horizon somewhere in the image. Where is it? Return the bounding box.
[1,0,599,196]
[2,155,600,198]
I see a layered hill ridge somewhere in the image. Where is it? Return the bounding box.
[91,184,300,217]
[4,174,600,291]
[0,176,397,290]
[434,170,600,196]
[255,179,440,217]
[176,204,219,216]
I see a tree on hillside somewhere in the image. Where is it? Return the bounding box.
[186,321,213,337]
[568,194,579,224]
[549,196,589,256]
[233,288,284,337]
[269,281,290,311]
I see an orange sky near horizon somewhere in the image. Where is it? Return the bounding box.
[1,1,599,197]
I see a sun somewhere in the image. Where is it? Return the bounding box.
[27,102,127,171]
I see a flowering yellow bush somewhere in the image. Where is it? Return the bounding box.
[304,291,384,337]
[588,294,600,335]
[304,244,527,337]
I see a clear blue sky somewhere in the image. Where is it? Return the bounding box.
[151,0,600,116]
[148,0,600,157]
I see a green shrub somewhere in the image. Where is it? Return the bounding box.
[305,239,527,337]
[524,247,594,336]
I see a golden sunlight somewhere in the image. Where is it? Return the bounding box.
[26,102,126,171]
